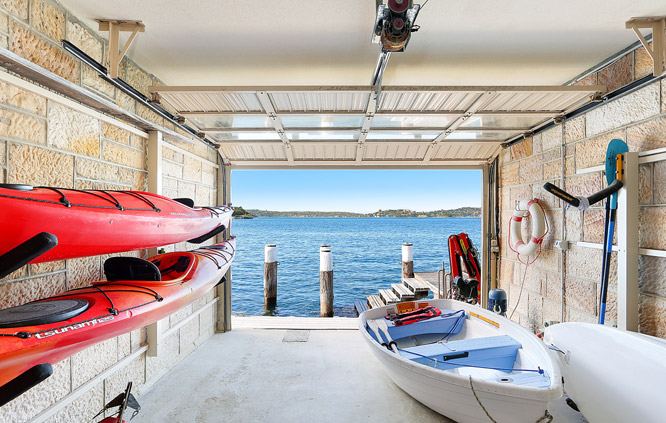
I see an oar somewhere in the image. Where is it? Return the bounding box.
[599,141,627,325]
[598,198,612,325]
[366,319,386,346]
[375,318,399,353]
[599,147,628,325]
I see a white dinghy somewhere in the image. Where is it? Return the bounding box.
[543,322,666,423]
[359,299,562,423]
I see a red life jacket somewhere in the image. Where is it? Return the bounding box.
[385,306,442,326]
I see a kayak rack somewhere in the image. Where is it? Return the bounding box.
[0,232,58,280]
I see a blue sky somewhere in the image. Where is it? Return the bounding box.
[232,170,481,213]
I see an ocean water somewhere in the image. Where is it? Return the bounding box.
[230,217,481,317]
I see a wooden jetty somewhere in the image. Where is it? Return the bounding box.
[354,271,449,315]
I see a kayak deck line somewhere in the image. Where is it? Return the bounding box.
[0,185,233,269]
[0,186,163,211]
[0,185,233,215]
[0,244,234,339]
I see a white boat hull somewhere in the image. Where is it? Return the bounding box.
[544,322,666,423]
[360,299,562,423]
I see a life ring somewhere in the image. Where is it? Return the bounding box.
[509,198,547,257]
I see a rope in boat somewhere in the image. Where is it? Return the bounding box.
[469,376,553,423]
[437,310,466,342]
[469,376,498,423]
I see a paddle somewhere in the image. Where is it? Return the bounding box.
[375,318,400,353]
[599,139,627,325]
[366,319,386,346]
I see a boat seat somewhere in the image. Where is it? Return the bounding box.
[492,371,551,388]
[386,310,465,340]
[399,335,522,373]
[104,257,161,282]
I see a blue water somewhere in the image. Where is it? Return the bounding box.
[231,217,481,317]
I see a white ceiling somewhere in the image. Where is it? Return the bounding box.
[60,0,666,86]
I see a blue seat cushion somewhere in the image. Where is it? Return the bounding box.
[399,335,522,373]
[386,310,465,340]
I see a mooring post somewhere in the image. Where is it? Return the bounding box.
[264,244,278,308]
[402,242,414,281]
[320,244,333,317]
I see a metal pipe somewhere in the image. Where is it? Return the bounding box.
[560,122,566,323]
[504,73,661,149]
[371,51,392,99]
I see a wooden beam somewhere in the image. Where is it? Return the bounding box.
[97,20,146,32]
[147,131,163,196]
[626,17,666,77]
[97,20,145,79]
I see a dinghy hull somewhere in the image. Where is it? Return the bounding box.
[360,299,562,423]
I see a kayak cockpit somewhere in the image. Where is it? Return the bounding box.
[92,253,196,287]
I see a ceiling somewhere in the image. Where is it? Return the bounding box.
[58,1,664,168]
[149,85,602,168]
[60,0,665,86]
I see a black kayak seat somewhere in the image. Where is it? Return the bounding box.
[0,299,89,328]
[104,257,161,282]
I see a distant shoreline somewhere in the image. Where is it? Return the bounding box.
[240,215,481,218]
[239,207,481,219]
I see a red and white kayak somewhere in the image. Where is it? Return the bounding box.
[0,184,232,265]
[0,238,235,406]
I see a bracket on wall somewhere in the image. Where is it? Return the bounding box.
[626,16,666,77]
[97,20,145,79]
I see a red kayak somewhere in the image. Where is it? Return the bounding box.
[0,184,232,273]
[0,238,235,406]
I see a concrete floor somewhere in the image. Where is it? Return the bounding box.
[134,317,587,423]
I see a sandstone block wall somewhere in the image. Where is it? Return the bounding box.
[499,45,666,337]
[0,1,223,421]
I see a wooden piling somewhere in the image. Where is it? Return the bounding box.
[264,244,277,308]
[402,242,414,281]
[320,244,333,317]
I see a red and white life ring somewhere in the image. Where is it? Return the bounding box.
[509,198,547,257]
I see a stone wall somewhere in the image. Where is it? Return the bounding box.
[0,1,222,421]
[498,45,666,337]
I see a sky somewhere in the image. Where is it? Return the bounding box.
[231,169,481,213]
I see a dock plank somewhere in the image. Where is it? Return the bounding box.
[403,277,429,293]
[391,283,416,300]
[367,295,383,309]
[414,272,444,298]
[379,288,400,304]
[354,300,368,315]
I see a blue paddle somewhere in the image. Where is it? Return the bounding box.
[599,139,628,324]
